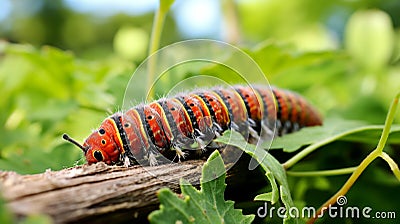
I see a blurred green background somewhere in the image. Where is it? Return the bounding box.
[0,0,400,223]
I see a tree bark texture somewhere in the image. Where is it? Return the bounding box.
[0,161,206,224]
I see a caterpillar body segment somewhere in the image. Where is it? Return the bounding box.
[64,85,323,166]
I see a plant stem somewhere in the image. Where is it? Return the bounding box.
[222,0,240,44]
[307,149,381,224]
[283,138,334,170]
[380,152,400,181]
[283,126,380,170]
[286,167,357,177]
[376,93,400,152]
[307,93,400,224]
[147,4,167,100]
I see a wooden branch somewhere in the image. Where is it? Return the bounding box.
[0,161,206,224]
[0,153,267,224]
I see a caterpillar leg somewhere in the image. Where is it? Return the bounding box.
[195,137,208,150]
[123,155,131,167]
[118,153,132,167]
[148,151,158,166]
[173,146,187,162]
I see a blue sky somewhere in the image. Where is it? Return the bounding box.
[0,0,223,39]
[65,0,223,39]
[64,0,159,16]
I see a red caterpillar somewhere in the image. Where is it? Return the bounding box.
[63,85,322,166]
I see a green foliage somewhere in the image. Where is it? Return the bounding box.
[0,43,133,174]
[0,197,14,224]
[215,131,296,224]
[148,150,254,224]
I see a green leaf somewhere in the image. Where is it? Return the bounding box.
[215,131,296,224]
[0,42,132,173]
[254,192,272,201]
[263,172,279,204]
[0,197,14,224]
[148,150,254,224]
[270,118,400,152]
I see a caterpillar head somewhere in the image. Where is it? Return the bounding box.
[63,119,122,165]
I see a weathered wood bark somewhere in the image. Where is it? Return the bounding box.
[0,154,266,224]
[0,161,206,224]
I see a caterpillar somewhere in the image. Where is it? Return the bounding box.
[63,85,322,166]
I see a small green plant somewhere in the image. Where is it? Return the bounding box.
[148,150,255,224]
